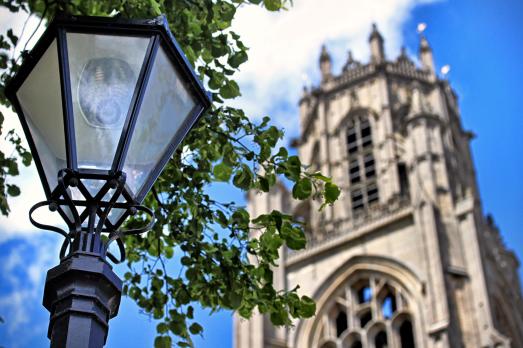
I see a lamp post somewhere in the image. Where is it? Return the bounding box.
[4,14,211,347]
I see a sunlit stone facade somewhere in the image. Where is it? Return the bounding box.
[234,25,523,348]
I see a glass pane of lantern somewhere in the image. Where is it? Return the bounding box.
[108,202,127,225]
[123,46,197,198]
[16,39,66,192]
[77,178,127,224]
[66,33,150,170]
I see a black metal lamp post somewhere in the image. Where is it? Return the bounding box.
[4,14,211,348]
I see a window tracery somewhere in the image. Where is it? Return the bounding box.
[315,275,416,348]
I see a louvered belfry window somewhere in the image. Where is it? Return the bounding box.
[346,116,378,212]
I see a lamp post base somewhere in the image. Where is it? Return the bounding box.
[43,253,122,348]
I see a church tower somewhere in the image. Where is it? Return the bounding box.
[234,25,523,348]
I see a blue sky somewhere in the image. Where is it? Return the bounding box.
[1,0,523,347]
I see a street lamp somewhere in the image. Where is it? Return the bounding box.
[5,14,211,347]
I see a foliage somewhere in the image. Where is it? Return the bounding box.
[0,0,340,346]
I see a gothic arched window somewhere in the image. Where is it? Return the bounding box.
[315,275,416,348]
[346,115,378,213]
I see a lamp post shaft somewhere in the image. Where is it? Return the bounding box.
[43,248,122,347]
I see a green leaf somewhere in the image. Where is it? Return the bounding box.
[324,182,341,203]
[21,152,32,166]
[176,287,191,305]
[169,319,185,335]
[183,45,197,64]
[260,116,271,127]
[0,53,8,69]
[228,51,248,69]
[264,126,280,147]
[264,0,282,11]
[227,288,243,309]
[292,178,312,200]
[298,296,316,318]
[252,213,270,225]
[259,143,271,161]
[149,0,162,15]
[221,2,236,21]
[267,173,276,186]
[311,172,331,182]
[284,156,301,180]
[157,322,169,334]
[220,80,241,99]
[189,322,203,335]
[181,256,192,266]
[258,176,270,192]
[208,71,225,90]
[6,161,18,176]
[213,162,232,182]
[232,208,250,228]
[215,210,229,227]
[154,336,172,348]
[232,164,252,190]
[7,185,20,197]
[151,277,164,290]
[280,223,306,250]
[164,246,174,259]
[185,267,199,282]
[239,302,254,318]
[274,146,288,159]
[270,308,288,325]
[201,48,214,64]
[260,229,283,252]
[6,29,18,46]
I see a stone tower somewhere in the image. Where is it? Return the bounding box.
[234,25,523,348]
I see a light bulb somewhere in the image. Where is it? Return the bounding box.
[78,57,135,128]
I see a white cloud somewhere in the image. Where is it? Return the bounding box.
[0,235,61,344]
[0,1,439,238]
[0,7,47,58]
[0,154,63,239]
[231,0,438,137]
